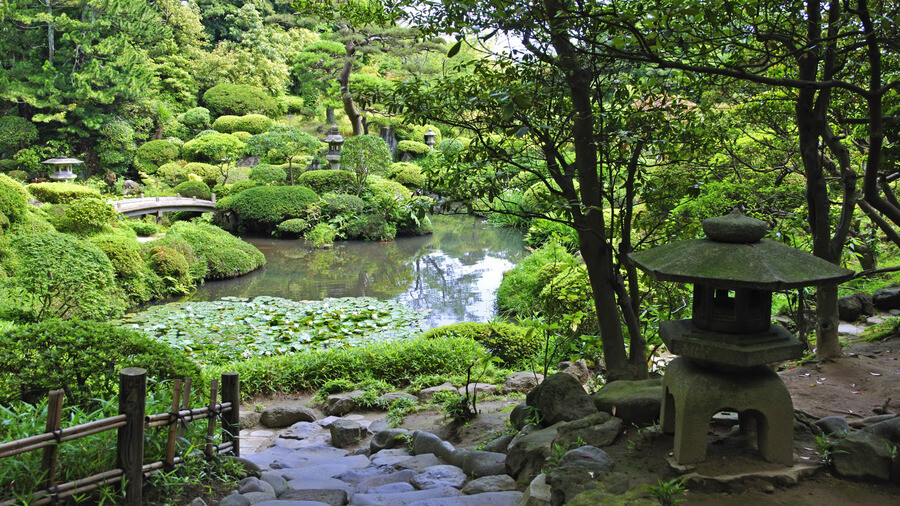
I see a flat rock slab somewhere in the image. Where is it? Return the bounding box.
[281,462,365,481]
[371,449,415,467]
[356,469,417,493]
[280,488,348,506]
[285,476,353,492]
[350,486,461,505]
[395,453,448,472]
[406,491,524,505]
[668,459,823,493]
[410,465,467,490]
[254,501,331,506]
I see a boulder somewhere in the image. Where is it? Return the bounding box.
[461,475,518,494]
[873,288,900,311]
[412,430,455,461]
[329,419,366,448]
[527,373,598,427]
[547,446,616,506]
[505,425,559,481]
[815,416,851,436]
[458,382,498,397]
[237,477,275,496]
[461,450,508,478]
[556,359,592,384]
[832,432,894,482]
[370,429,411,453]
[323,390,365,416]
[217,493,250,506]
[838,295,863,322]
[482,434,515,454]
[259,405,318,428]
[510,402,530,431]
[122,179,142,196]
[377,392,418,406]
[855,292,875,315]
[591,378,662,426]
[861,415,900,442]
[410,464,467,489]
[503,372,544,394]
[417,382,456,402]
[555,412,622,448]
[521,474,553,506]
[356,469,417,493]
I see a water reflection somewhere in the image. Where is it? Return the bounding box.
[181,215,526,328]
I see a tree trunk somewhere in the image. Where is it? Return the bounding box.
[326,107,335,125]
[815,284,842,357]
[339,42,364,136]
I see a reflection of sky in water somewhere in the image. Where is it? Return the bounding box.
[175,215,525,328]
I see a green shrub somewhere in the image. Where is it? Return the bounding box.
[180,107,211,132]
[162,221,265,279]
[202,84,278,117]
[174,180,212,200]
[156,161,189,185]
[233,114,273,135]
[216,166,251,186]
[509,171,541,191]
[496,241,579,317]
[410,124,443,145]
[212,115,241,134]
[0,173,29,224]
[218,185,319,233]
[232,131,252,143]
[525,218,580,251]
[7,170,28,182]
[396,140,430,157]
[346,212,396,241]
[278,95,307,114]
[122,219,158,236]
[181,132,245,164]
[182,162,221,187]
[245,126,320,164]
[275,218,308,237]
[148,243,192,279]
[367,175,413,218]
[0,116,38,155]
[342,135,393,193]
[214,179,259,199]
[57,197,119,235]
[249,164,287,185]
[0,319,201,405]
[5,232,123,321]
[320,192,366,219]
[296,169,355,194]
[389,162,425,188]
[0,159,17,172]
[421,322,539,367]
[305,222,337,248]
[539,264,599,335]
[522,179,573,214]
[27,182,101,204]
[206,336,487,397]
[134,139,180,173]
[87,232,144,278]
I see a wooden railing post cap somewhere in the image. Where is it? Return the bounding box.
[120,367,147,376]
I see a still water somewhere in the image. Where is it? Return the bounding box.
[180,215,526,329]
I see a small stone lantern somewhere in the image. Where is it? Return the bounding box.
[423,128,436,149]
[629,212,852,465]
[42,156,83,182]
[323,125,344,170]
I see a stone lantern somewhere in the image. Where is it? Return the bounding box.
[629,212,852,465]
[323,125,344,170]
[423,128,436,149]
[42,156,83,182]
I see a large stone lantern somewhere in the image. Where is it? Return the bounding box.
[629,212,852,465]
[42,156,83,182]
[323,125,344,170]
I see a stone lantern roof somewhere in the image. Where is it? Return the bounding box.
[629,212,853,290]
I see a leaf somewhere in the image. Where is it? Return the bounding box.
[447,40,463,58]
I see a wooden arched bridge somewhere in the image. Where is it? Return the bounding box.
[108,195,217,218]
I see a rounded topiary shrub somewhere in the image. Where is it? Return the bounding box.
[367,175,412,214]
[162,221,265,279]
[396,140,430,158]
[249,164,287,185]
[27,182,101,204]
[233,114,273,135]
[156,161,190,185]
[212,115,241,134]
[123,219,158,237]
[134,139,181,173]
[275,218,309,237]
[88,232,144,278]
[296,169,355,194]
[320,192,366,219]
[180,107,211,132]
[148,243,191,278]
[232,131,252,143]
[421,321,540,367]
[174,180,212,200]
[0,173,29,224]
[217,185,318,233]
[389,162,425,189]
[0,319,202,405]
[57,197,119,235]
[182,162,220,187]
[202,83,278,117]
[181,132,245,163]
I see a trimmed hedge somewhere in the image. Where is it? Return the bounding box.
[218,185,318,232]
[421,322,540,367]
[396,140,430,156]
[88,232,145,278]
[181,132,245,163]
[27,182,101,204]
[249,164,287,185]
[275,218,308,237]
[134,139,181,174]
[56,198,119,236]
[296,169,355,194]
[160,221,265,279]
[180,107,211,131]
[211,115,241,134]
[202,84,278,117]
[233,114,273,135]
[174,180,212,200]
[0,173,29,224]
[389,162,425,189]
[320,192,366,219]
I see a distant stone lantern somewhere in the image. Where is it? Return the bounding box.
[323,125,344,170]
[629,211,852,465]
[423,128,436,149]
[42,156,83,182]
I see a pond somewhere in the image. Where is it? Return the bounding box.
[176,215,526,329]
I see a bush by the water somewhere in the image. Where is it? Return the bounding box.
[0,319,201,405]
[275,218,308,237]
[159,221,265,279]
[296,169,355,194]
[496,241,579,317]
[174,180,212,200]
[205,336,487,397]
[217,185,318,233]
[202,83,278,117]
[421,321,540,367]
[320,192,366,219]
[389,162,425,189]
[27,182,101,204]
[56,198,119,236]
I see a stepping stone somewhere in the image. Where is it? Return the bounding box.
[406,491,524,505]
[357,469,417,493]
[395,453,447,472]
[366,482,416,494]
[280,488,349,506]
[285,476,353,493]
[371,449,414,467]
[350,486,461,505]
[410,465,467,490]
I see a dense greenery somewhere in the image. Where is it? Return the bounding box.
[421,321,540,367]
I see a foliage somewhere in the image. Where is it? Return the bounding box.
[421,321,540,367]
[389,162,425,189]
[96,117,138,176]
[56,198,120,236]
[180,107,212,133]
[320,193,366,219]
[0,173,29,224]
[305,222,338,248]
[122,219,159,237]
[396,140,430,156]
[181,132,246,163]
[182,162,222,187]
[0,115,38,156]
[232,114,273,134]
[156,161,190,185]
[386,396,418,427]
[367,175,413,215]
[244,126,320,174]
[160,221,265,279]
[87,232,145,279]
[249,164,287,185]
[341,135,394,194]
[296,169,356,194]
[212,115,241,134]
[525,218,580,251]
[3,232,124,321]
[496,241,579,317]
[135,139,181,173]
[0,319,201,405]
[122,296,429,368]
[539,265,599,335]
[202,83,278,117]
[27,183,101,204]
[206,333,487,397]
[346,212,397,242]
[174,180,212,200]
[646,477,687,506]
[275,218,309,237]
[217,185,319,233]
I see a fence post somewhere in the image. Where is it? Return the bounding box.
[40,389,65,491]
[221,373,240,457]
[117,368,146,506]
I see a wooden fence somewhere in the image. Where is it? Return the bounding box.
[0,368,240,505]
